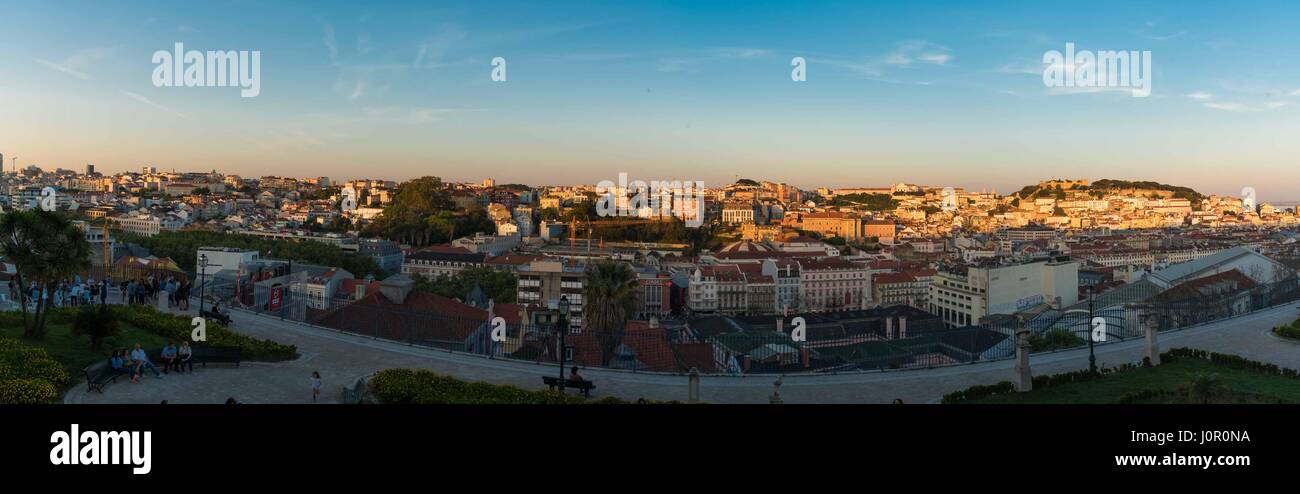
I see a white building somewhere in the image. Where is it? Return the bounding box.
[929,258,1079,327]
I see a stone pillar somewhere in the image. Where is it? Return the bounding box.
[1145,321,1161,366]
[899,316,908,339]
[1015,330,1032,392]
[688,368,700,403]
[885,317,894,339]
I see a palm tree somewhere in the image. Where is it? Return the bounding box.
[0,210,91,338]
[582,261,639,365]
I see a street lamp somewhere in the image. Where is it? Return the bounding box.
[557,295,570,392]
[1062,286,1100,375]
[1086,287,1098,375]
[198,254,208,314]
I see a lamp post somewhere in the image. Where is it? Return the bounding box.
[1086,287,1097,375]
[557,295,570,392]
[198,254,208,314]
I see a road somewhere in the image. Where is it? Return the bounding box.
[64,299,1300,404]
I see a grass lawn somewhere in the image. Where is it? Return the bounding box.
[0,321,173,380]
[969,358,1300,404]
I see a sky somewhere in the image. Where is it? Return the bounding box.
[2,0,1300,200]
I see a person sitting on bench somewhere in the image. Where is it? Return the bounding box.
[110,350,135,381]
[160,343,178,374]
[176,341,194,374]
[568,366,586,383]
[130,343,162,380]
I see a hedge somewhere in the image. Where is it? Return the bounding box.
[941,361,1138,403]
[110,304,297,361]
[1162,347,1300,379]
[942,347,1300,403]
[0,337,70,404]
[369,369,669,404]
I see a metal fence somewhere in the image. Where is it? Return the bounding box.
[210,276,1300,376]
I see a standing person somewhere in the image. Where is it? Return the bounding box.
[180,280,191,310]
[311,372,322,402]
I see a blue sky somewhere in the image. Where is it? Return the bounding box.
[3,0,1300,200]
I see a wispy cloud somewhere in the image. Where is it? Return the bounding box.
[711,47,772,59]
[356,34,374,56]
[656,58,696,73]
[1138,19,1187,41]
[305,107,484,125]
[34,58,89,79]
[321,21,338,60]
[33,46,117,80]
[1186,92,1214,100]
[413,23,467,68]
[885,40,953,66]
[120,90,187,119]
[539,53,634,63]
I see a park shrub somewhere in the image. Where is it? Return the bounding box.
[1027,328,1086,352]
[110,304,297,361]
[1273,321,1300,340]
[368,368,675,404]
[0,378,59,404]
[0,337,69,403]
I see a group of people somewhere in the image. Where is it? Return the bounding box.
[5,274,197,311]
[120,276,193,310]
[8,275,111,309]
[109,341,195,383]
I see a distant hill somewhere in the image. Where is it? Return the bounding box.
[1012,179,1205,205]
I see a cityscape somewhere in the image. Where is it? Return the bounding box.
[2,163,1299,405]
[3,0,1298,478]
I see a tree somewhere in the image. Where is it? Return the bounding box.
[582,261,639,365]
[412,267,518,303]
[0,210,91,338]
[363,176,494,246]
[72,305,120,350]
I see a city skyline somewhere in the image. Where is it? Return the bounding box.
[4,0,1300,199]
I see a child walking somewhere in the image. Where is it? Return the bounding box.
[311,371,322,402]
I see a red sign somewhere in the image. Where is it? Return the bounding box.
[268,286,283,311]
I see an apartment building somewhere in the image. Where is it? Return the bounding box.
[402,247,488,279]
[872,269,935,308]
[928,258,1079,327]
[516,259,584,332]
[798,258,872,311]
[688,264,748,315]
[800,212,863,241]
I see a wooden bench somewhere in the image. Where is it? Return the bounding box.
[83,360,126,393]
[542,376,595,397]
[342,378,368,404]
[200,309,231,326]
[193,345,242,367]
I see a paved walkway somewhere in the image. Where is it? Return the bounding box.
[64,300,1300,404]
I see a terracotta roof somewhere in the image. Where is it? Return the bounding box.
[315,289,489,343]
